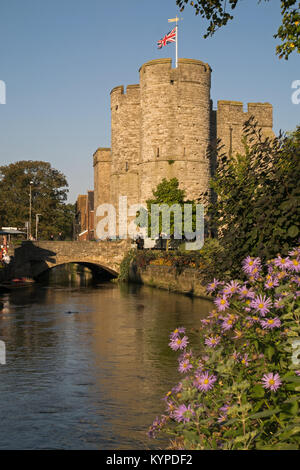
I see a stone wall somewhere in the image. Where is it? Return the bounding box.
[217,101,274,156]
[93,148,112,232]
[129,263,211,299]
[110,84,140,210]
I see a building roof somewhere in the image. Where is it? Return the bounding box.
[0,228,26,235]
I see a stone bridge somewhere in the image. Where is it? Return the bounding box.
[10,240,132,279]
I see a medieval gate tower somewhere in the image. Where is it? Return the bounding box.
[94,58,274,231]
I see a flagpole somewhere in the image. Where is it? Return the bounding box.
[168,16,181,68]
[176,22,178,68]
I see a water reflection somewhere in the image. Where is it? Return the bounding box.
[0,266,212,449]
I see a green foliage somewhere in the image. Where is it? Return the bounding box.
[0,160,74,239]
[207,121,300,279]
[147,177,186,206]
[176,0,300,59]
[145,178,198,242]
[118,249,137,282]
[148,251,300,450]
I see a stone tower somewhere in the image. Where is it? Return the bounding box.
[93,58,274,233]
[138,58,212,204]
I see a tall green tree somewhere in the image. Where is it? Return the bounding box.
[0,160,75,239]
[207,120,300,278]
[176,0,300,59]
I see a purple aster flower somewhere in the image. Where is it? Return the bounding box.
[232,351,241,362]
[204,335,221,348]
[264,278,279,289]
[172,381,183,394]
[242,256,261,275]
[274,255,290,269]
[291,276,300,286]
[178,349,193,362]
[240,353,250,366]
[260,317,281,329]
[214,295,229,312]
[288,258,300,272]
[201,318,211,326]
[178,359,193,374]
[195,361,204,374]
[219,403,230,414]
[274,298,285,309]
[251,294,272,317]
[169,335,189,351]
[261,372,282,392]
[170,327,186,339]
[276,270,288,281]
[221,315,235,331]
[295,370,300,377]
[173,404,194,423]
[217,415,227,424]
[193,371,217,392]
[207,278,221,293]
[288,248,300,257]
[233,329,243,339]
[223,280,240,296]
[165,400,177,417]
[148,415,168,438]
[246,315,260,325]
[238,285,255,299]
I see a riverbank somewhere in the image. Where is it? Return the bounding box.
[128,260,211,300]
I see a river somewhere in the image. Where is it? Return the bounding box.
[0,265,212,450]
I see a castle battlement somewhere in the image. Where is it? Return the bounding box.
[217,100,274,155]
[94,58,274,229]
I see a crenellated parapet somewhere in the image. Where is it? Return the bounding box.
[217,101,274,156]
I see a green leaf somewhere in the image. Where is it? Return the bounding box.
[251,384,265,398]
[250,407,280,419]
[287,225,299,238]
[266,345,275,361]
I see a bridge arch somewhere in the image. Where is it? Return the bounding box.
[11,240,131,280]
[34,261,118,280]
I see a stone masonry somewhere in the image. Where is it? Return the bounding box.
[93,58,274,232]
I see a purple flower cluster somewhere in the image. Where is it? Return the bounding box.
[149,248,299,443]
[242,256,261,279]
[169,328,189,351]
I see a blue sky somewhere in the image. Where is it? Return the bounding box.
[0,0,299,203]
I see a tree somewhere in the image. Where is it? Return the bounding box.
[207,120,300,278]
[0,160,75,240]
[145,178,199,249]
[176,0,300,59]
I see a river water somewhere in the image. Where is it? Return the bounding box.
[0,266,212,450]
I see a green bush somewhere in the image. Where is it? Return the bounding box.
[208,122,300,279]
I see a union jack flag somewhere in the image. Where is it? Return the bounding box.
[157,27,176,49]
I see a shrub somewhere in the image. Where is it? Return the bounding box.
[208,122,300,278]
[148,247,300,450]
